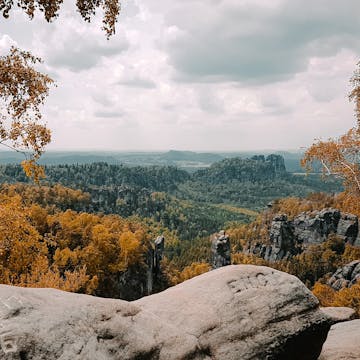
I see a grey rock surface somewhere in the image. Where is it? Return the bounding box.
[327,260,360,290]
[265,214,296,261]
[249,209,360,262]
[0,285,201,360]
[321,307,356,324]
[319,320,360,360]
[337,213,358,245]
[137,265,330,360]
[0,265,330,360]
[293,208,340,245]
[210,230,231,269]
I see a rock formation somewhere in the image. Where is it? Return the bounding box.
[210,230,231,269]
[146,235,165,295]
[109,235,165,300]
[336,213,358,244]
[319,319,360,360]
[327,260,360,290]
[320,307,356,324]
[265,214,297,261]
[0,265,330,360]
[154,235,165,276]
[293,208,341,245]
[249,209,360,262]
[266,154,287,176]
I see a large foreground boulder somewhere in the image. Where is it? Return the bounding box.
[137,265,330,360]
[0,265,330,359]
[319,320,360,360]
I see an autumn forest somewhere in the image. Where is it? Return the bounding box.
[1,0,360,335]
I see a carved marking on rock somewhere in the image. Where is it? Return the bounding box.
[0,295,25,354]
[228,273,278,295]
[0,333,17,354]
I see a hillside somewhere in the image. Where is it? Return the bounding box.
[0,149,307,172]
[0,155,342,241]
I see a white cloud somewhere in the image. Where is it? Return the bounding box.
[0,0,359,151]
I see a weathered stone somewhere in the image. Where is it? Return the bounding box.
[293,209,340,245]
[321,307,356,324]
[0,265,331,360]
[337,213,358,244]
[248,209,360,262]
[210,230,231,269]
[154,235,165,276]
[266,214,296,261]
[319,320,360,360]
[327,260,360,290]
[0,285,202,360]
[354,234,360,246]
[137,265,331,360]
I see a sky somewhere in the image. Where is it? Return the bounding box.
[0,0,359,151]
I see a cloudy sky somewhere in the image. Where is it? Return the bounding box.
[1,0,359,151]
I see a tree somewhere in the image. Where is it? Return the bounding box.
[0,47,53,180]
[350,63,360,126]
[302,62,360,196]
[0,0,120,38]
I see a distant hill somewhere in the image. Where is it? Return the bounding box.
[193,155,286,184]
[160,150,223,163]
[0,150,306,172]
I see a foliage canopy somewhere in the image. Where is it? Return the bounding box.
[0,0,121,37]
[0,47,53,180]
[302,63,360,196]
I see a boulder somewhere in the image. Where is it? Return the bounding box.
[0,265,330,360]
[137,265,330,360]
[0,285,202,360]
[321,307,356,324]
[319,320,360,360]
[327,260,360,290]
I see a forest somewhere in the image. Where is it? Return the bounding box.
[0,153,346,300]
[0,9,359,331]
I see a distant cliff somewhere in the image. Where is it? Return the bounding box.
[247,208,360,262]
[193,154,287,183]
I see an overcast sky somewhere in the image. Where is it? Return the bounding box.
[1,0,359,151]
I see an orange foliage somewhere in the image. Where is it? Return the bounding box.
[176,262,210,284]
[0,185,152,296]
[48,210,150,289]
[313,281,360,316]
[302,63,360,196]
[0,47,53,181]
[232,253,268,266]
[0,193,89,292]
[0,183,90,210]
[302,128,360,195]
[312,282,337,307]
